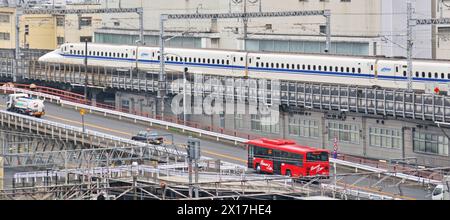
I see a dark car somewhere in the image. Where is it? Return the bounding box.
[131,131,164,145]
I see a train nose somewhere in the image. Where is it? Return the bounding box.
[38,50,62,63]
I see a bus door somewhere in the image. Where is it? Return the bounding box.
[248,145,254,169]
[272,150,282,175]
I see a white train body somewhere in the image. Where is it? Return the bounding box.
[39,43,450,93]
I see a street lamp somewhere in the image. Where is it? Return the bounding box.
[165,53,188,125]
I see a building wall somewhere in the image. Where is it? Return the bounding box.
[97,0,440,59]
[0,7,15,49]
[0,3,102,50]
[435,0,450,60]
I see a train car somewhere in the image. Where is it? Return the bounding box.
[39,43,450,94]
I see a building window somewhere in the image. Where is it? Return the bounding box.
[56,17,64,26]
[0,14,10,23]
[234,114,244,129]
[414,132,449,156]
[289,118,319,139]
[79,17,92,27]
[328,122,360,144]
[57,37,65,45]
[369,128,402,149]
[0,32,10,40]
[251,114,279,134]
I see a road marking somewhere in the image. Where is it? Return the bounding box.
[45,114,247,164]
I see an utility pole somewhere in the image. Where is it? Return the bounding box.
[243,0,248,50]
[406,1,414,92]
[159,15,168,120]
[14,7,22,83]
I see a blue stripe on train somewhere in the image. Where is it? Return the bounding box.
[61,54,450,83]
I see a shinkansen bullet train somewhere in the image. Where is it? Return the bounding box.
[39,43,450,93]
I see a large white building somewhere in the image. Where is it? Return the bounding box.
[91,0,449,59]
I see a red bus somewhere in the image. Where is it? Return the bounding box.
[247,139,330,178]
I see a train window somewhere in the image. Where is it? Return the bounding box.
[448,73,450,79]
[371,65,374,71]
[207,59,211,64]
[125,54,128,58]
[266,63,269,68]
[403,71,406,77]
[442,73,445,79]
[428,73,432,78]
[416,72,419,77]
[227,60,230,65]
[335,67,339,72]
[297,64,300,70]
[276,63,279,68]
[271,63,274,68]
[313,65,316,71]
[292,64,295,69]
[358,68,361,74]
[152,52,155,57]
[346,67,350,73]
[240,57,244,61]
[422,72,425,78]
[233,57,236,62]
[189,58,193,63]
[352,68,355,73]
[101,52,104,56]
[395,66,399,73]
[308,65,311,70]
[318,66,322,71]
[217,59,220,64]
[281,63,284,69]
[324,66,327,71]
[212,59,215,64]
[249,58,252,64]
[435,73,438,78]
[158,56,160,60]
[256,62,259,68]
[302,65,306,70]
[70,50,73,54]
[341,67,344,72]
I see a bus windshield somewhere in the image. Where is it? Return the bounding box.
[306,152,329,162]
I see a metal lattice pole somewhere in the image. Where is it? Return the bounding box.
[406,1,414,92]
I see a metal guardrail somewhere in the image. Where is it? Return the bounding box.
[1,86,61,103]
[59,100,249,145]
[330,158,441,185]
[0,110,181,157]
[321,184,396,200]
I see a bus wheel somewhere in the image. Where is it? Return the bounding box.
[286,170,292,177]
[256,164,261,174]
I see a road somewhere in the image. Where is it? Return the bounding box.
[0,95,432,199]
